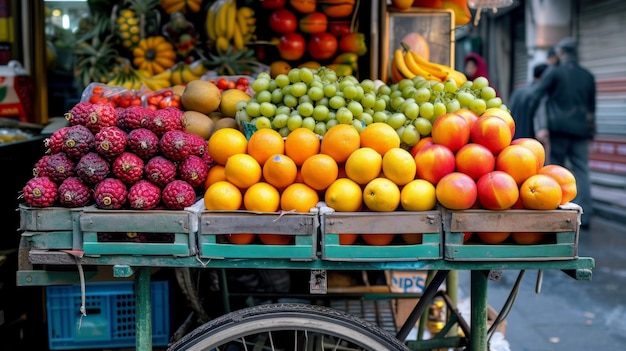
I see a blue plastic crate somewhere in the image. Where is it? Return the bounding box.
[46,281,170,350]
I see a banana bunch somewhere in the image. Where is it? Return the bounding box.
[136,69,173,92]
[107,67,145,90]
[391,43,467,87]
[206,0,256,54]
[169,60,209,85]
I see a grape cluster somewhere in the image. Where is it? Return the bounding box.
[235,68,505,148]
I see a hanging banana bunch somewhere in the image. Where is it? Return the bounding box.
[206,0,257,54]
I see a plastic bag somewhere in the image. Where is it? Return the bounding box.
[81,82,145,108]
[142,88,182,111]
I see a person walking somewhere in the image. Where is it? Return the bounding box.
[509,63,548,139]
[532,37,596,229]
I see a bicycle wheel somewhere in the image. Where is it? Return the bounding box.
[168,302,410,351]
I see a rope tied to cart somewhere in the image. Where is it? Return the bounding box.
[74,255,88,328]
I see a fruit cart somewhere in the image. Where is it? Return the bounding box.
[16,202,594,351]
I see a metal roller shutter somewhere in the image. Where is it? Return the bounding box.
[577,0,626,136]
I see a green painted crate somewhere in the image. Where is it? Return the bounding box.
[80,206,197,257]
[19,204,83,250]
[321,211,442,261]
[19,204,78,231]
[199,210,319,260]
[442,206,581,261]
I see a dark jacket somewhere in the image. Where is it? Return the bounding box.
[532,57,596,139]
[509,82,541,139]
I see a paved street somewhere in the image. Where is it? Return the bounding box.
[458,214,626,350]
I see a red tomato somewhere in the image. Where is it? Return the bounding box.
[307,32,338,60]
[328,21,351,37]
[261,0,286,9]
[270,9,297,34]
[278,32,306,60]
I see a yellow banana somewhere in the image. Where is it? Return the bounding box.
[207,0,223,41]
[216,0,229,38]
[189,60,208,76]
[181,65,200,83]
[246,17,256,26]
[393,49,415,79]
[238,6,254,18]
[445,70,468,87]
[225,0,237,40]
[216,36,230,54]
[152,69,173,82]
[236,8,250,36]
[170,65,185,86]
[233,24,245,51]
[409,51,447,80]
[404,51,440,81]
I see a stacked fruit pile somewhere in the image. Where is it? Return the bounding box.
[21,102,214,211]
[259,0,366,76]
[235,67,499,149]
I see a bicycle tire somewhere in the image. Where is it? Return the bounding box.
[168,302,410,351]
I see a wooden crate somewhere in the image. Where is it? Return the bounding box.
[321,211,442,261]
[19,205,82,250]
[80,205,198,257]
[198,210,319,260]
[443,206,580,261]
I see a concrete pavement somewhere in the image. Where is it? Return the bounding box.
[458,214,626,350]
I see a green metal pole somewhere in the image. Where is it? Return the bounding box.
[446,270,458,338]
[135,267,152,351]
[470,270,488,351]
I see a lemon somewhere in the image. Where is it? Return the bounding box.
[219,89,252,118]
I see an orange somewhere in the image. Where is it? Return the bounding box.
[208,128,248,165]
[204,180,242,210]
[285,127,321,166]
[204,165,226,190]
[225,233,256,245]
[247,128,285,166]
[338,233,358,245]
[359,122,401,156]
[362,233,395,246]
[224,154,262,189]
[243,182,280,212]
[259,234,293,245]
[477,232,511,244]
[400,179,437,211]
[320,124,360,163]
[382,147,417,186]
[363,177,401,212]
[300,153,339,191]
[538,164,577,204]
[345,147,382,185]
[325,178,363,212]
[280,183,319,213]
[511,232,546,245]
[519,174,562,210]
[401,233,423,244]
[263,154,298,189]
[495,145,538,186]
